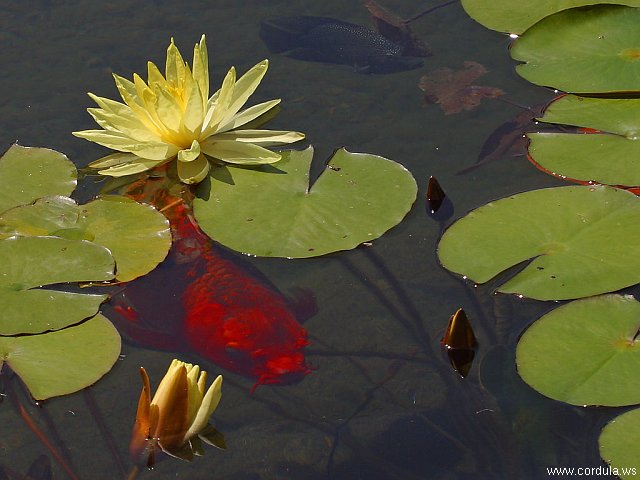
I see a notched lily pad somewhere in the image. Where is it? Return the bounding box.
[0,195,171,282]
[0,144,76,214]
[511,5,640,93]
[599,407,640,479]
[517,294,640,406]
[193,146,417,258]
[528,95,640,188]
[0,236,114,335]
[0,313,121,400]
[437,185,640,300]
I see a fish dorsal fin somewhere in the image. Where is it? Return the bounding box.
[286,287,317,324]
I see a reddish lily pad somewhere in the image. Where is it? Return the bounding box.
[528,95,640,188]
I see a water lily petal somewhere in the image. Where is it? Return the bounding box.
[186,375,222,441]
[177,153,210,184]
[154,364,190,453]
[153,83,183,135]
[214,129,305,146]
[109,77,161,136]
[177,140,201,162]
[133,74,154,112]
[113,74,143,109]
[165,38,187,90]
[73,130,178,160]
[185,366,204,428]
[220,60,269,127]
[87,107,162,143]
[86,93,161,141]
[192,35,209,104]
[182,73,205,135]
[147,61,168,91]
[217,99,281,132]
[202,67,236,137]
[200,139,281,164]
[88,152,141,168]
[97,158,168,177]
[130,367,153,463]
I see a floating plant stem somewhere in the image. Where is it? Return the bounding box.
[83,388,127,478]
[5,374,80,480]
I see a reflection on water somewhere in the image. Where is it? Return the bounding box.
[0,1,616,479]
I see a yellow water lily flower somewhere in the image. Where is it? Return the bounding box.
[130,359,223,464]
[74,35,304,184]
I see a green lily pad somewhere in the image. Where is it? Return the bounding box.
[0,144,76,214]
[528,95,640,187]
[511,5,640,93]
[599,408,640,478]
[461,0,640,34]
[0,313,121,400]
[0,195,171,282]
[538,95,640,137]
[437,185,640,300]
[517,294,640,406]
[193,147,417,258]
[0,236,114,335]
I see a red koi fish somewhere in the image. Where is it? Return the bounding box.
[110,171,316,391]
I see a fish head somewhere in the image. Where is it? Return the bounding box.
[250,350,313,392]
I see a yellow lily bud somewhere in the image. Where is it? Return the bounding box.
[130,359,223,466]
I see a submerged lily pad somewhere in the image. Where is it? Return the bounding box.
[0,195,171,282]
[0,236,114,335]
[517,294,640,406]
[599,408,640,479]
[528,95,640,187]
[0,144,76,214]
[193,147,417,258]
[437,185,640,300]
[511,5,640,93]
[461,0,640,34]
[0,314,121,400]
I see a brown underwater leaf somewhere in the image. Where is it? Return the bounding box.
[457,103,546,175]
[419,61,504,115]
[362,0,431,57]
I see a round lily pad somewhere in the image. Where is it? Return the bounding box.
[0,314,121,400]
[528,95,640,188]
[0,236,114,335]
[511,5,640,93]
[437,185,640,300]
[193,147,417,258]
[0,144,76,214]
[461,0,640,34]
[517,294,640,406]
[0,195,171,282]
[599,408,640,479]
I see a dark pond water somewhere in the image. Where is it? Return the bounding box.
[0,1,626,479]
